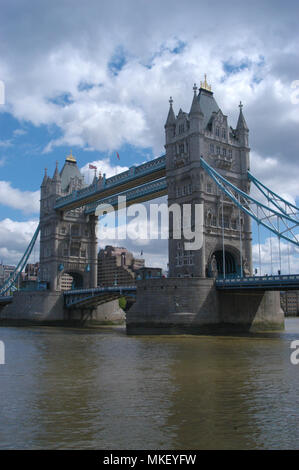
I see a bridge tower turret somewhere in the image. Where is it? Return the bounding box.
[39,151,98,291]
[165,77,252,279]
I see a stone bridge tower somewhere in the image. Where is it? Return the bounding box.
[39,151,98,291]
[165,76,252,279]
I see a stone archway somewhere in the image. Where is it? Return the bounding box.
[213,250,236,276]
[60,271,84,290]
[208,248,239,278]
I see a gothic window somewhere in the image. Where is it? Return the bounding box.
[216,146,220,154]
[178,124,184,134]
[179,143,184,153]
[206,211,212,225]
[44,224,51,236]
[211,215,217,226]
[222,148,227,156]
[228,149,233,159]
[231,219,237,230]
[222,128,226,139]
[188,184,192,194]
[182,186,186,196]
[207,183,212,193]
[223,215,230,228]
[210,143,214,154]
[215,127,220,137]
[61,226,66,234]
[71,225,80,236]
[70,242,80,257]
[80,249,86,258]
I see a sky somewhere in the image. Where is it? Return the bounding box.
[1,0,299,274]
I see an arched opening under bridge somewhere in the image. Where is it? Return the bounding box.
[61,271,84,290]
[210,250,238,278]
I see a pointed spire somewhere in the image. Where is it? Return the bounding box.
[53,161,61,181]
[92,170,97,185]
[200,74,212,92]
[165,96,176,127]
[66,149,76,163]
[189,83,203,116]
[237,101,249,131]
[41,168,48,186]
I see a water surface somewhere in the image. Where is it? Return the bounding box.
[0,319,298,449]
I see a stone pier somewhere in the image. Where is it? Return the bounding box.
[126,278,284,334]
[0,291,125,326]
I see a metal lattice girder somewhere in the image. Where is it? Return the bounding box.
[248,171,299,219]
[200,157,299,247]
[0,223,40,295]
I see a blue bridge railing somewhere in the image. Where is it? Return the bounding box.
[216,274,299,290]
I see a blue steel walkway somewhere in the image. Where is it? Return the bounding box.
[0,296,13,305]
[216,274,299,291]
[64,285,136,309]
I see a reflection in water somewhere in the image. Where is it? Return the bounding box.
[0,320,298,449]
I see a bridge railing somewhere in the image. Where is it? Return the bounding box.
[55,155,166,210]
[64,285,137,296]
[216,274,299,288]
[85,178,167,214]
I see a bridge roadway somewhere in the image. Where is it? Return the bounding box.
[0,296,13,306]
[55,155,166,212]
[216,274,299,290]
[64,285,137,309]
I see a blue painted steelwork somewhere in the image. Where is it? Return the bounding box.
[200,157,299,247]
[216,274,299,290]
[85,178,167,214]
[248,171,299,218]
[0,295,13,305]
[55,155,166,211]
[0,224,40,296]
[64,285,136,308]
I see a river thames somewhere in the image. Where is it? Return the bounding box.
[0,318,298,450]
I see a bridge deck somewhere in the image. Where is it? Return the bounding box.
[0,296,13,306]
[64,285,136,308]
[215,274,299,291]
[55,156,166,212]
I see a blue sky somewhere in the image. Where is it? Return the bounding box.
[1,0,299,273]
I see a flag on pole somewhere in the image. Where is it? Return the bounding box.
[89,164,97,170]
[116,152,120,160]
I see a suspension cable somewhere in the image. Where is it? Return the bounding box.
[238,194,243,277]
[221,193,226,279]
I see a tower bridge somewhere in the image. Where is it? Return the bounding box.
[1,76,298,332]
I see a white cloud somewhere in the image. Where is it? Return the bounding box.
[0,0,298,159]
[0,181,39,214]
[0,218,39,265]
[97,196,169,270]
[80,158,129,187]
[251,150,299,205]
[252,236,299,275]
